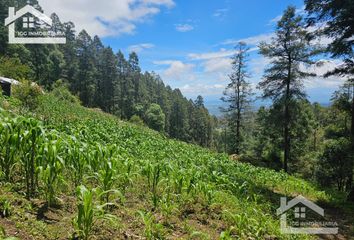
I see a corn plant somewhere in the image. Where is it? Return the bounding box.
[138,211,165,240]
[74,185,94,240]
[93,145,123,206]
[0,118,19,182]
[142,162,164,210]
[66,137,87,187]
[172,171,184,195]
[96,160,117,206]
[198,183,216,206]
[118,157,134,194]
[89,144,107,173]
[38,135,64,206]
[160,187,178,224]
[74,185,116,240]
[219,227,236,240]
[0,199,12,217]
[19,118,44,198]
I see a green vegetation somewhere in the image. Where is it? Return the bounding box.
[0,0,353,238]
[0,0,215,150]
[0,87,352,239]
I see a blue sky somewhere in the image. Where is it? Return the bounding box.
[39,0,346,108]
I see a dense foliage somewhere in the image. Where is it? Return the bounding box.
[0,0,353,237]
[0,0,215,149]
[0,90,344,239]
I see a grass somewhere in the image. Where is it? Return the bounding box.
[0,92,352,239]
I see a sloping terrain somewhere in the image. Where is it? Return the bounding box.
[0,92,353,240]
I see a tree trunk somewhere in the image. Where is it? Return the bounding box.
[284,103,290,173]
[347,87,354,201]
[236,117,241,155]
[284,62,292,173]
[235,53,243,155]
[236,87,241,155]
[224,125,227,153]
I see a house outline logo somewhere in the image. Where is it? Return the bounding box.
[276,195,338,234]
[4,4,66,44]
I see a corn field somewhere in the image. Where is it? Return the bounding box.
[0,100,329,239]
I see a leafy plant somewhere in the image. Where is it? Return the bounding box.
[0,199,12,217]
[94,145,118,206]
[0,117,19,182]
[73,185,116,240]
[38,136,64,206]
[138,211,165,240]
[19,118,44,199]
[74,185,95,240]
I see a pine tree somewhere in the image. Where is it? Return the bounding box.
[98,47,117,113]
[306,0,354,198]
[169,89,189,141]
[74,30,97,107]
[47,48,65,88]
[258,6,316,172]
[60,21,77,85]
[128,52,141,104]
[221,42,252,154]
[116,51,128,118]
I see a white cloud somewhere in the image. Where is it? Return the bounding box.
[154,60,195,81]
[249,57,346,90]
[180,83,225,96]
[222,33,274,47]
[213,8,228,19]
[188,49,235,74]
[175,24,194,32]
[203,58,232,73]
[303,60,347,89]
[127,43,155,53]
[188,48,235,60]
[268,15,282,25]
[38,0,175,37]
[268,6,305,26]
[249,57,271,78]
[141,0,175,8]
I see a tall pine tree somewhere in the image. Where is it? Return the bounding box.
[221,42,252,154]
[258,6,316,172]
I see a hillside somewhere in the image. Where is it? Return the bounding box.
[0,90,353,240]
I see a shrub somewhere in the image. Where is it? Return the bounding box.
[0,57,31,80]
[129,115,145,126]
[12,80,43,110]
[145,103,165,132]
[51,81,81,105]
[316,138,352,191]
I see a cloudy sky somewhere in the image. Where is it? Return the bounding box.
[38,0,346,107]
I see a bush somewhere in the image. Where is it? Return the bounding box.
[12,80,43,110]
[0,57,31,80]
[0,92,22,112]
[129,115,145,126]
[51,81,81,105]
[145,104,165,132]
[316,138,352,191]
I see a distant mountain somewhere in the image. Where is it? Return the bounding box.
[204,99,331,117]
